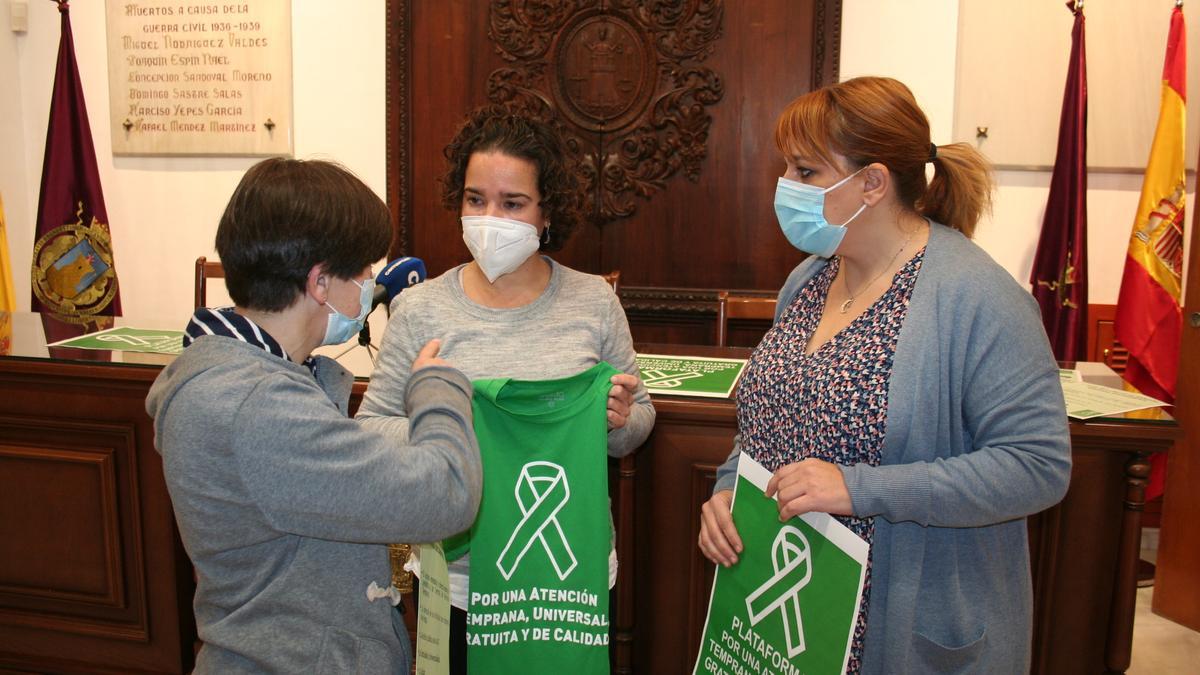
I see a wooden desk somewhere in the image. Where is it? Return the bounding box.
[622,346,1179,675]
[0,326,1178,674]
[0,314,193,674]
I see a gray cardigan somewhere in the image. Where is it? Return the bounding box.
[147,338,481,673]
[714,223,1071,674]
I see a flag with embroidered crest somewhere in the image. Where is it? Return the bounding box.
[1030,1,1088,361]
[31,0,122,326]
[1114,4,1187,500]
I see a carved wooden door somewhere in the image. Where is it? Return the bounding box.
[1153,169,1200,630]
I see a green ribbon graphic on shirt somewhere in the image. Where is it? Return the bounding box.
[496,461,578,581]
[745,526,813,659]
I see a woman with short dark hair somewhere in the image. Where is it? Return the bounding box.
[147,157,482,674]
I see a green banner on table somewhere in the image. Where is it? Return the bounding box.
[47,326,184,354]
[693,455,868,675]
[636,354,746,398]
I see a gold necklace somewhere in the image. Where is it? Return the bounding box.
[839,231,914,313]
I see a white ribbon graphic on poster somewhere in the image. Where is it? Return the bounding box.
[744,527,813,658]
[496,461,578,581]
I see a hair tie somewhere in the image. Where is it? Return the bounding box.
[927,143,938,163]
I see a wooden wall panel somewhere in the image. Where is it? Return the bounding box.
[0,443,135,635]
[387,0,841,341]
[0,363,194,674]
[1,444,124,607]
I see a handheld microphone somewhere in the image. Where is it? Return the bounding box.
[371,256,427,310]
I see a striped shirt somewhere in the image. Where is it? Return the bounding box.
[184,307,317,373]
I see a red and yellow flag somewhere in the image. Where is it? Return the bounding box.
[1114,5,1186,500]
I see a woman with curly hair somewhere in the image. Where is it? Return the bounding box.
[356,107,654,673]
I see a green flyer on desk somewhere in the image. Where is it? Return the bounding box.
[693,455,868,675]
[47,327,185,354]
[636,354,747,398]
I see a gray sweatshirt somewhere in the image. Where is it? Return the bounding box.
[357,259,655,607]
[146,337,481,673]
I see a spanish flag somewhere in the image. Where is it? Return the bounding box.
[1114,5,1186,500]
[0,193,15,354]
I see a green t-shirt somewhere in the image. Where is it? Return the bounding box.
[457,362,618,673]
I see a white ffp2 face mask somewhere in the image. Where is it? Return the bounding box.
[461,215,541,282]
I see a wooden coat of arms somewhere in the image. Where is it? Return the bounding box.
[486,0,725,223]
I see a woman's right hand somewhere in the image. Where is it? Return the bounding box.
[412,339,450,372]
[698,489,742,567]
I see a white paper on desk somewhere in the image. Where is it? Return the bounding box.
[1061,380,1169,419]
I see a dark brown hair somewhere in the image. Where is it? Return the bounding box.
[216,158,391,312]
[775,76,993,237]
[441,106,584,251]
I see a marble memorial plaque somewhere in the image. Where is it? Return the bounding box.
[105,1,292,156]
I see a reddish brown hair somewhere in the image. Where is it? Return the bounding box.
[774,76,993,237]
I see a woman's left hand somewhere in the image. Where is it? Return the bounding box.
[765,458,853,520]
[606,373,640,430]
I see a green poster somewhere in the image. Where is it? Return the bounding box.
[47,326,184,354]
[636,354,747,398]
[693,455,868,675]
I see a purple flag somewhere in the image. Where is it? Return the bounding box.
[1030,2,1088,361]
[30,0,122,326]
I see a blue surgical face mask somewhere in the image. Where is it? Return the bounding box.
[321,276,374,346]
[774,168,868,258]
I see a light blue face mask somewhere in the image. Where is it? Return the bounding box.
[321,276,374,346]
[774,168,867,258]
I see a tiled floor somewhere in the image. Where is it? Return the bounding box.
[1129,540,1200,674]
[1129,586,1200,674]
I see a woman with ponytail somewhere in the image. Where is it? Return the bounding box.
[698,77,1071,673]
